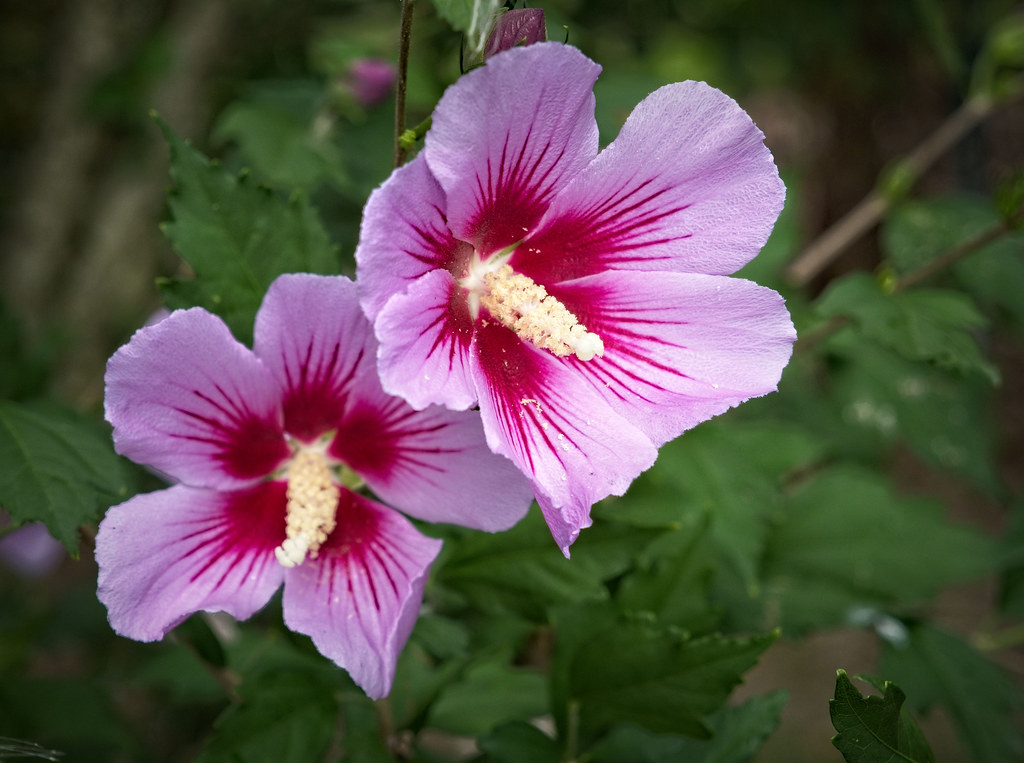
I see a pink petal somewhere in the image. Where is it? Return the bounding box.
[515,80,785,284]
[469,320,657,554]
[356,154,473,322]
[553,271,795,446]
[96,483,286,641]
[253,274,377,443]
[330,394,533,532]
[282,490,441,699]
[373,269,477,411]
[426,43,600,257]
[105,309,289,488]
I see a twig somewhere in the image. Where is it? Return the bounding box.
[893,218,1012,291]
[393,0,415,169]
[795,213,1019,353]
[785,93,997,287]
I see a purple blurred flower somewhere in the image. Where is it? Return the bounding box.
[0,518,64,578]
[484,8,546,60]
[96,274,531,698]
[346,58,396,108]
[356,44,795,554]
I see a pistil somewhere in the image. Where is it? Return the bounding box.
[479,264,604,361]
[274,448,339,568]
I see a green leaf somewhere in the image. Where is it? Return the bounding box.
[830,670,934,763]
[567,618,777,740]
[429,0,502,56]
[0,400,133,554]
[196,671,340,763]
[0,676,139,759]
[816,273,998,383]
[478,721,562,763]
[436,506,657,620]
[604,420,823,597]
[998,496,1024,615]
[884,196,1024,325]
[763,467,995,632]
[212,81,348,191]
[588,691,788,763]
[881,625,1024,763]
[825,335,1002,495]
[614,515,721,634]
[156,118,339,345]
[426,653,547,736]
[390,640,469,733]
[336,699,396,762]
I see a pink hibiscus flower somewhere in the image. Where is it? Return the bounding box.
[356,43,796,554]
[96,274,532,698]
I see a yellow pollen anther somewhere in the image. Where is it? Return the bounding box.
[479,265,604,361]
[274,449,339,568]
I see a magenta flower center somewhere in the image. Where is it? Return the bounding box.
[459,247,604,361]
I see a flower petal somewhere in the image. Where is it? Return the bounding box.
[105,309,289,487]
[426,43,600,256]
[515,80,784,283]
[282,490,441,699]
[555,271,795,446]
[254,274,377,442]
[356,154,472,322]
[95,483,286,641]
[373,269,477,411]
[330,393,533,532]
[470,320,657,554]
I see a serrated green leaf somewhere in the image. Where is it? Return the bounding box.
[816,273,998,383]
[825,335,1002,495]
[0,400,133,554]
[605,420,823,597]
[409,613,470,661]
[881,625,1024,763]
[568,619,777,740]
[390,641,469,733]
[196,671,340,763]
[156,118,339,344]
[427,654,547,736]
[212,81,347,191]
[436,506,657,620]
[429,0,502,56]
[830,670,934,763]
[587,691,788,763]
[477,721,562,763]
[885,197,1024,325]
[763,467,995,633]
[614,516,720,634]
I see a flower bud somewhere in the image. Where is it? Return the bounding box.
[484,8,546,60]
[346,58,396,108]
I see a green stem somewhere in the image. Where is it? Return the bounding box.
[399,115,432,152]
[393,0,415,169]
